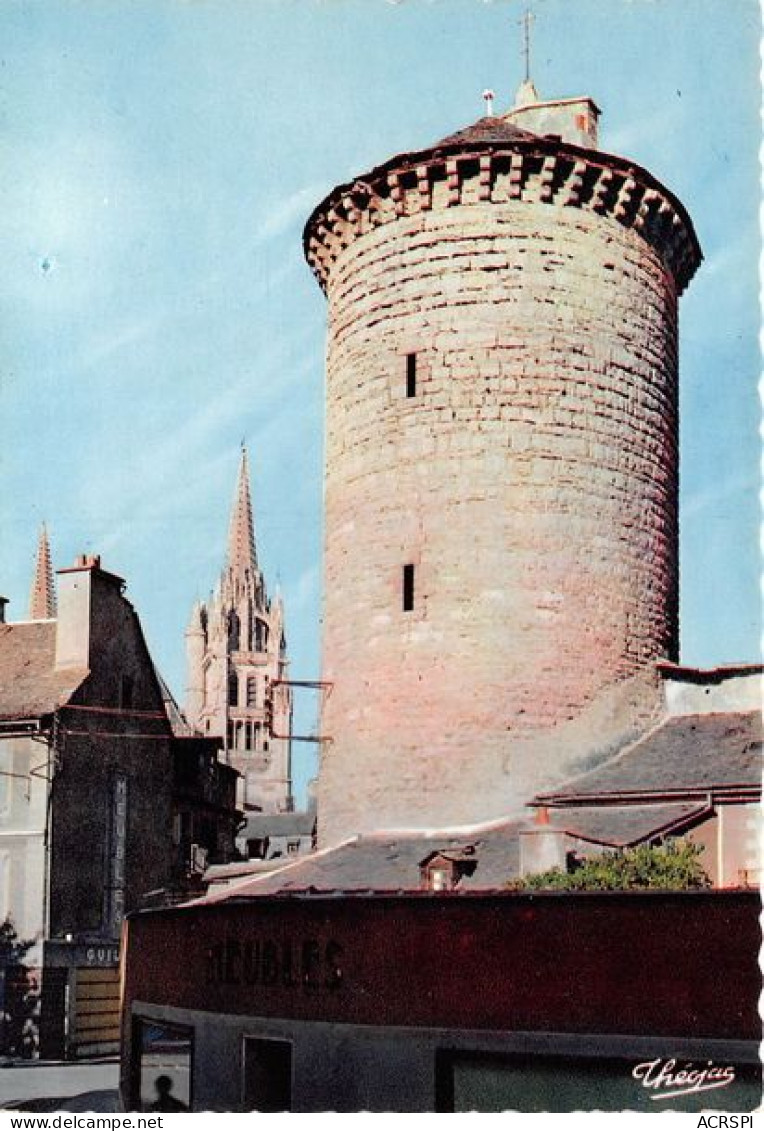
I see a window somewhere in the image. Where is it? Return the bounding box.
[406,352,417,397]
[135,1019,193,1112]
[228,671,238,708]
[403,564,415,612]
[243,1038,292,1112]
[246,676,257,708]
[429,866,450,891]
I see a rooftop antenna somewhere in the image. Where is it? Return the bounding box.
[520,8,535,84]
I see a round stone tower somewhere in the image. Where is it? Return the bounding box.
[305,87,701,847]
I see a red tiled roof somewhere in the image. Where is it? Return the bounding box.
[0,621,87,721]
[433,115,538,149]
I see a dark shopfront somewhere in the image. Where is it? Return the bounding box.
[120,890,761,1112]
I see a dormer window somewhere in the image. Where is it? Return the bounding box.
[419,847,478,891]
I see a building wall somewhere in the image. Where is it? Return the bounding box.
[121,892,761,1111]
[687,804,761,889]
[0,735,50,957]
[318,188,680,843]
[49,568,174,939]
[663,669,763,716]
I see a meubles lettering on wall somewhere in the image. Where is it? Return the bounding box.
[206,936,343,992]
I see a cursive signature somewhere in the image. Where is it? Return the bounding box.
[632,1058,736,1101]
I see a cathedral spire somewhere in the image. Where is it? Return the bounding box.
[29,523,56,619]
[227,445,258,576]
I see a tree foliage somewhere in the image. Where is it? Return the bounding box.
[509,839,711,892]
[0,919,34,967]
[0,918,37,1059]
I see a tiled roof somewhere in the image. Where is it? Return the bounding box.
[536,711,762,803]
[432,115,538,150]
[0,622,87,722]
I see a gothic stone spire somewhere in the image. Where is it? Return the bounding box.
[227,445,258,577]
[29,523,56,619]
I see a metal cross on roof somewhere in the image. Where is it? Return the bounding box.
[520,8,535,83]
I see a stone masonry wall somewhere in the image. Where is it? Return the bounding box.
[314,166,684,847]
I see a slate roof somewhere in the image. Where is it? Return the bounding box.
[200,821,517,902]
[0,621,87,722]
[239,810,316,840]
[195,709,758,902]
[155,667,195,737]
[202,798,717,902]
[536,711,762,804]
[558,802,710,847]
[205,858,292,885]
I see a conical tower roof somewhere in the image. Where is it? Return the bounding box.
[227,446,258,576]
[29,523,56,619]
[433,115,537,149]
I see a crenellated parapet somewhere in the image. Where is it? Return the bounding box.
[304,129,701,296]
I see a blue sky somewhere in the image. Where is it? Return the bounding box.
[1,0,760,804]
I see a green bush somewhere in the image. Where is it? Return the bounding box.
[509,839,711,892]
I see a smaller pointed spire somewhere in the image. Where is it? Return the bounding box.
[226,445,258,576]
[29,523,56,619]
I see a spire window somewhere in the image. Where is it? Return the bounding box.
[255,619,269,652]
[228,671,239,708]
[228,610,240,650]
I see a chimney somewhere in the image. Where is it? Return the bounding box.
[519,808,568,878]
[0,597,8,624]
[54,554,118,671]
[504,89,600,150]
[55,559,95,670]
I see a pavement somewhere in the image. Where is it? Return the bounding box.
[0,1059,120,1112]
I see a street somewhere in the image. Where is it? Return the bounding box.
[0,1060,120,1112]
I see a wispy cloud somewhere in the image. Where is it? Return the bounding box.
[254,182,329,244]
